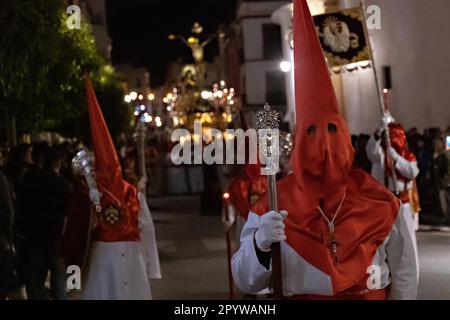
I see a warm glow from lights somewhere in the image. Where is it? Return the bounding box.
[280,60,292,73]
[140,105,146,111]
[167,106,172,111]
[383,89,388,93]
[134,111,139,116]
[138,94,144,100]
[148,93,155,101]
[192,134,200,143]
[224,132,234,141]
[198,113,213,124]
[153,116,162,127]
[167,93,173,100]
[201,91,212,99]
[124,95,131,103]
[143,113,152,123]
[223,192,230,200]
[130,92,138,100]
[163,97,169,104]
[220,80,226,87]
[187,36,198,44]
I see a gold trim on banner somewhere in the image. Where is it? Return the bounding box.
[314,7,369,68]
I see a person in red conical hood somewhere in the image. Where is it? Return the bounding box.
[386,123,418,183]
[64,76,160,300]
[85,75,141,242]
[231,0,418,300]
[366,120,420,280]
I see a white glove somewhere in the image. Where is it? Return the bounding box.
[255,210,288,252]
[388,147,401,162]
[376,112,395,136]
[137,176,147,192]
[89,188,102,212]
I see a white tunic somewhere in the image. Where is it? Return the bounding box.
[366,135,420,269]
[365,135,419,195]
[231,207,418,299]
[81,192,160,300]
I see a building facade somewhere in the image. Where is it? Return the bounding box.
[70,0,112,61]
[234,1,290,119]
[270,0,450,133]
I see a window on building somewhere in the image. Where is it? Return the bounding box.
[266,71,286,105]
[263,24,282,60]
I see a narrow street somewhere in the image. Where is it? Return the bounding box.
[150,195,229,299]
[149,195,450,300]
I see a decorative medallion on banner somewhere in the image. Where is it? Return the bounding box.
[313,7,370,67]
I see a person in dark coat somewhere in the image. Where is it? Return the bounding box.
[19,148,72,299]
[430,137,449,222]
[0,169,20,299]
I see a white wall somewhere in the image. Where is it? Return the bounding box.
[338,0,450,133]
[272,4,295,127]
[245,61,281,105]
[238,1,290,18]
[241,18,273,61]
[239,1,290,106]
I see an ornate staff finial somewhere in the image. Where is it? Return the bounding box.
[256,103,279,130]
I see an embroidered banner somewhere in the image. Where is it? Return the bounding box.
[313,7,370,67]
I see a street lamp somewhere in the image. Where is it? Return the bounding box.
[280,60,292,73]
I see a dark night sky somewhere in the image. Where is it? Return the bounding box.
[106,0,238,87]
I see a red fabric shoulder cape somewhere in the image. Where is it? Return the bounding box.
[252,167,400,294]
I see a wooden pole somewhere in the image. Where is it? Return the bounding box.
[223,200,235,300]
[360,1,398,194]
[267,174,283,299]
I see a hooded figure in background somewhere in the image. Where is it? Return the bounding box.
[366,122,420,272]
[231,0,417,300]
[63,77,160,300]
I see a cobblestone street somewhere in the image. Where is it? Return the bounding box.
[149,195,450,300]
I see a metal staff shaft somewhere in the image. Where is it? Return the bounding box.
[361,0,398,194]
[136,122,148,196]
[257,103,283,299]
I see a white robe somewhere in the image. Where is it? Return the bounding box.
[366,135,420,273]
[231,207,418,299]
[81,192,161,300]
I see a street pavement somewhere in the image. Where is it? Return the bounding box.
[149,195,450,300]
